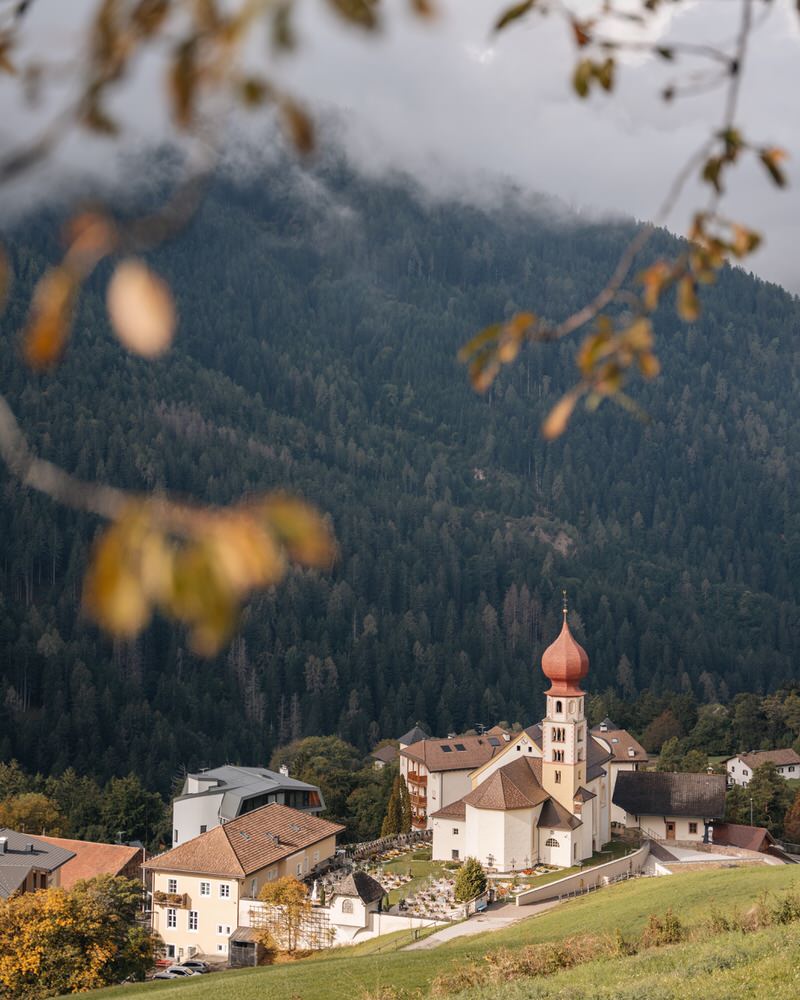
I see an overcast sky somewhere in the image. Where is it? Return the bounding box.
[2,0,799,291]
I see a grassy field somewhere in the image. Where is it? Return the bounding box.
[80,864,800,1000]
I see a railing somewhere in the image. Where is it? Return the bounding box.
[410,791,427,805]
[407,771,427,786]
[152,891,190,908]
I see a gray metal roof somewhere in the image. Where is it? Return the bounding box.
[0,829,75,898]
[334,871,385,904]
[398,725,429,746]
[177,765,323,818]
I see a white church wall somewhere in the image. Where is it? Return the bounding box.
[431,818,466,861]
[470,734,540,789]
[539,828,572,867]
[465,805,506,869]
[501,808,536,871]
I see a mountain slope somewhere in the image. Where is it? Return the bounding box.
[1,162,799,789]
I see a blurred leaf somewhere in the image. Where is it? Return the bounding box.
[542,389,580,440]
[639,260,671,311]
[169,38,198,129]
[239,76,271,107]
[131,0,170,37]
[701,156,723,193]
[624,317,654,352]
[64,211,116,265]
[281,99,314,155]
[107,258,176,358]
[22,266,77,370]
[655,46,673,61]
[326,0,378,30]
[83,519,152,638]
[495,0,536,31]
[259,496,336,568]
[0,40,16,75]
[208,513,286,594]
[571,19,592,47]
[677,274,700,322]
[83,97,119,135]
[731,224,761,258]
[572,59,592,97]
[410,0,436,17]
[596,57,614,92]
[169,543,238,656]
[457,323,502,364]
[760,147,787,188]
[638,352,661,378]
[271,2,296,50]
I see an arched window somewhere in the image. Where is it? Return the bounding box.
[341,899,353,914]
[545,837,559,848]
[555,700,563,713]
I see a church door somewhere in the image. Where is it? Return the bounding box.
[665,821,676,841]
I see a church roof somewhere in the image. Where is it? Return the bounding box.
[430,799,467,820]
[573,786,596,803]
[612,771,726,819]
[537,799,582,830]
[586,735,613,781]
[463,757,548,812]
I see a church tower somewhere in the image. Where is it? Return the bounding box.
[540,594,590,811]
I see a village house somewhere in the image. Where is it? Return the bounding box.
[399,731,510,829]
[143,802,343,963]
[429,603,613,870]
[0,829,75,899]
[591,719,649,826]
[725,749,800,787]
[612,770,727,843]
[370,745,399,770]
[37,836,144,889]
[172,764,324,846]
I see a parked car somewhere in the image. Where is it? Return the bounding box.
[153,966,200,979]
[178,960,210,974]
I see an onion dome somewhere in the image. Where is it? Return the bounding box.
[541,598,589,696]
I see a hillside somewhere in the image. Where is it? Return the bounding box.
[80,864,800,999]
[2,161,800,790]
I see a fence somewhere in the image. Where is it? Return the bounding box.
[515,842,651,907]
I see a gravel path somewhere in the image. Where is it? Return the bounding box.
[403,899,560,950]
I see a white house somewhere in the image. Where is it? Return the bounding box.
[612,770,726,843]
[725,749,800,787]
[591,719,649,826]
[430,605,613,871]
[172,765,324,846]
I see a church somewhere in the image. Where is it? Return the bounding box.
[430,603,613,870]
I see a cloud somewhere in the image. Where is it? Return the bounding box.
[0,0,798,291]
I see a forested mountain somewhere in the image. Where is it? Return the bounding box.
[1,159,799,794]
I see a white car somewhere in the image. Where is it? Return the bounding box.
[153,966,199,980]
[178,960,210,974]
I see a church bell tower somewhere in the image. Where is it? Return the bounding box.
[540,593,590,811]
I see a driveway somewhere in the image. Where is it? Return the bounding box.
[404,899,560,950]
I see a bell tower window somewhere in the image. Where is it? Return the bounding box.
[554,750,564,762]
[554,770,562,784]
[555,700,563,714]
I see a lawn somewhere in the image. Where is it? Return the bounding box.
[80,864,800,1000]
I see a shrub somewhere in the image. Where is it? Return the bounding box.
[454,857,487,902]
[640,908,686,948]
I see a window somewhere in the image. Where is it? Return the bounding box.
[217,924,231,935]
[454,743,466,751]
[296,863,302,876]
[188,911,198,931]
[440,745,453,753]
[452,827,459,835]
[578,727,584,741]
[173,830,178,844]
[516,745,521,752]
[200,881,211,896]
[250,879,257,897]
[545,837,559,847]
[554,750,564,762]
[166,945,176,959]
[552,727,565,742]
[554,770,562,784]
[200,824,207,833]
[167,878,177,894]
[217,944,226,953]
[555,700,563,713]
[167,908,177,929]
[313,851,320,863]
[743,769,749,776]
[527,746,532,753]
[574,842,577,859]
[452,849,460,860]
[791,767,796,773]
[342,899,354,914]
[267,869,277,882]
[219,883,230,898]
[689,822,698,834]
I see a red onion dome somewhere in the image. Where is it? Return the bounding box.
[541,614,589,696]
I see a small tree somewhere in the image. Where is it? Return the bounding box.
[0,792,65,835]
[257,877,311,953]
[380,775,402,837]
[784,790,800,844]
[399,777,412,833]
[655,737,683,772]
[454,857,487,903]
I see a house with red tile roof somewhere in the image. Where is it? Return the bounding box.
[36,836,143,889]
[725,749,800,787]
[142,803,343,964]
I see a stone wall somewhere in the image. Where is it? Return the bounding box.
[515,842,650,907]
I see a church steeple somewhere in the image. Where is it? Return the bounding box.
[540,597,589,810]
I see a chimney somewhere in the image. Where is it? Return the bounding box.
[27,843,35,853]
[279,764,289,778]
[0,837,7,853]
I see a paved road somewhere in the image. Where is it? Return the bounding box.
[404,899,560,950]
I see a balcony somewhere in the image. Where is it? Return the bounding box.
[411,814,427,830]
[410,790,427,807]
[152,891,190,908]
[407,771,427,787]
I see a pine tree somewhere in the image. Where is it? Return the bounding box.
[783,790,800,844]
[399,777,412,832]
[454,857,487,902]
[381,775,402,837]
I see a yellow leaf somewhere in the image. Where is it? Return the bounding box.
[542,390,579,440]
[107,258,176,357]
[83,524,151,637]
[676,275,700,322]
[22,267,77,370]
[639,261,671,311]
[168,544,238,656]
[638,352,661,379]
[281,99,315,155]
[624,317,654,352]
[259,497,336,568]
[208,514,286,594]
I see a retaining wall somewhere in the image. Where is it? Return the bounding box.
[515,843,650,906]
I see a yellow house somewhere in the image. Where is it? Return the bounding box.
[142,803,344,963]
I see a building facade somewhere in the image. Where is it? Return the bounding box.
[429,605,612,871]
[725,750,800,787]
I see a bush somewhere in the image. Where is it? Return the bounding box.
[640,908,686,948]
[454,857,487,902]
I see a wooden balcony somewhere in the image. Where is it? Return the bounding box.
[410,790,427,807]
[407,771,427,786]
[411,814,427,830]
